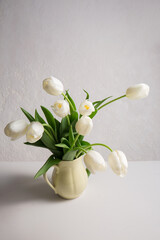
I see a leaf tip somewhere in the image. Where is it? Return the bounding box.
[34,174,38,179]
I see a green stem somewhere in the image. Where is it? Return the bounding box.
[76,143,112,158]
[78,147,88,153]
[70,134,79,149]
[76,150,85,158]
[98,94,126,111]
[62,93,74,111]
[86,143,113,152]
[74,147,87,153]
[66,115,70,126]
[75,147,88,158]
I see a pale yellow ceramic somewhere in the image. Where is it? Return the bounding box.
[43,156,88,199]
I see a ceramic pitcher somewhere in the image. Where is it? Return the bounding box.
[43,156,88,199]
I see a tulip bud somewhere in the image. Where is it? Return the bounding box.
[51,100,70,118]
[43,76,64,96]
[4,119,28,140]
[75,116,93,136]
[79,100,95,116]
[84,150,107,174]
[126,83,149,100]
[26,122,44,143]
[108,150,128,177]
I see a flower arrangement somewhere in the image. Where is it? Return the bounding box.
[4,77,149,198]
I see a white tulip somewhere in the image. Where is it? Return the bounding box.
[4,119,28,140]
[79,100,95,116]
[108,150,128,177]
[51,100,70,118]
[84,150,107,174]
[126,83,149,100]
[26,122,44,143]
[75,116,93,136]
[43,76,64,96]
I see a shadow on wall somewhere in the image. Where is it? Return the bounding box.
[0,174,66,207]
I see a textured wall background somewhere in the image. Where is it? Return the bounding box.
[0,0,159,162]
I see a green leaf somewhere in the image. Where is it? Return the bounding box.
[24,140,48,149]
[60,137,70,154]
[81,141,91,146]
[60,116,69,137]
[62,149,78,161]
[61,137,70,147]
[89,109,98,119]
[93,96,112,109]
[63,131,77,138]
[92,101,99,105]
[20,108,35,122]
[55,119,60,129]
[69,111,78,132]
[78,135,84,144]
[83,89,89,100]
[41,131,56,150]
[72,119,78,132]
[69,111,78,123]
[34,155,61,179]
[39,131,62,158]
[51,150,63,159]
[86,168,91,177]
[35,109,46,124]
[55,119,60,137]
[69,125,74,145]
[41,106,57,138]
[66,90,76,112]
[76,139,81,147]
[55,143,70,149]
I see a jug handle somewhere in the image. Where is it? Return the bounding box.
[43,165,59,194]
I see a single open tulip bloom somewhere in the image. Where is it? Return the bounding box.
[51,100,70,118]
[79,100,95,116]
[43,76,64,96]
[4,119,28,140]
[126,83,149,100]
[75,116,93,136]
[84,150,107,174]
[108,150,128,177]
[26,122,44,143]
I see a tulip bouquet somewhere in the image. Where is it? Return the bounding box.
[4,77,149,182]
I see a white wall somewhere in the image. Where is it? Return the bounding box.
[0,0,159,162]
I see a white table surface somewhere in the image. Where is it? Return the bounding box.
[0,161,160,240]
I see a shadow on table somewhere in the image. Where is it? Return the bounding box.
[0,174,66,207]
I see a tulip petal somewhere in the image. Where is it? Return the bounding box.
[84,150,106,174]
[108,150,128,177]
[126,83,149,100]
[26,122,44,143]
[51,100,70,118]
[43,76,64,96]
[4,119,28,140]
[75,116,93,136]
[79,100,95,116]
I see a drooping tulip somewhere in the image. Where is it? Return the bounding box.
[108,150,128,177]
[26,122,44,143]
[79,100,95,116]
[43,76,64,96]
[84,150,107,174]
[4,119,28,140]
[75,116,93,136]
[126,83,149,100]
[51,100,70,118]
